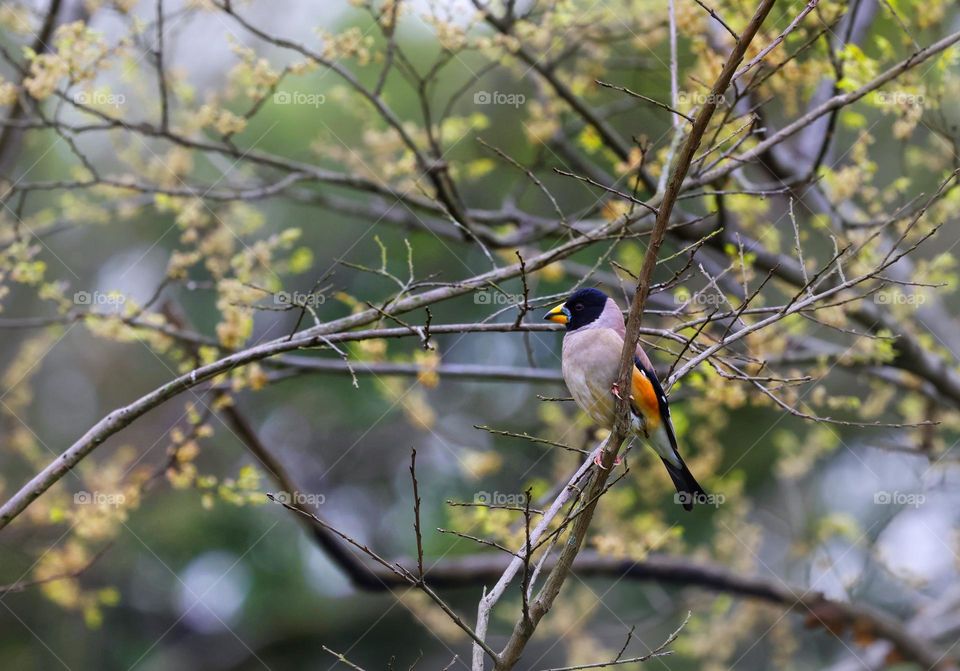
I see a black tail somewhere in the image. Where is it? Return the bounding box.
[661,457,706,511]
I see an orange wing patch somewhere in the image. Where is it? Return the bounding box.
[630,366,661,429]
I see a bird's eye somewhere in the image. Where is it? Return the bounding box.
[574,304,584,311]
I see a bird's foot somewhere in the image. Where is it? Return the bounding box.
[611,382,622,400]
[593,451,623,470]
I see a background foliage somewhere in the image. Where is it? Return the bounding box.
[0,0,959,669]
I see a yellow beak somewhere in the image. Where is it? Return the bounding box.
[544,303,570,325]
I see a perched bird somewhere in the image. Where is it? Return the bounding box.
[544,287,706,510]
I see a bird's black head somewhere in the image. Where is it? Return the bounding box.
[544,287,609,331]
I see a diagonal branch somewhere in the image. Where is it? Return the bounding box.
[490,3,777,668]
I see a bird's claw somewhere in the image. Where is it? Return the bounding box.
[611,382,622,400]
[593,451,623,470]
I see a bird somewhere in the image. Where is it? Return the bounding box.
[544,287,706,510]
